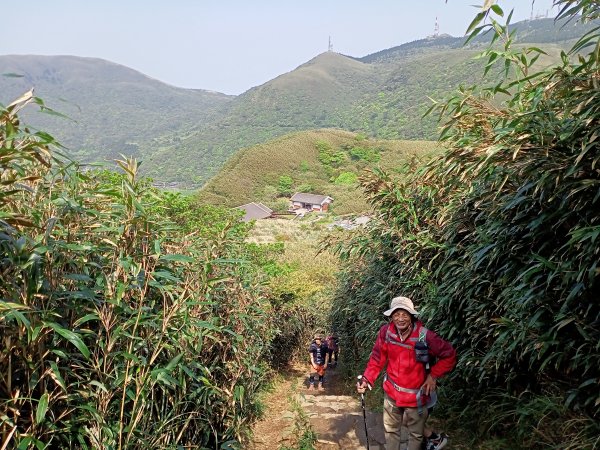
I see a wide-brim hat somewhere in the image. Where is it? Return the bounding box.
[383,296,418,316]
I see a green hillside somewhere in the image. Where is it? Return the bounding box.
[148,19,590,186]
[337,43,566,140]
[144,52,386,185]
[1,18,594,187]
[151,48,471,183]
[195,128,438,215]
[0,55,233,167]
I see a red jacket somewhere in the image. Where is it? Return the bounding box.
[362,320,456,407]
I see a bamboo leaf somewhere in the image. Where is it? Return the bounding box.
[35,393,49,424]
[48,362,67,392]
[73,313,99,327]
[159,254,194,263]
[46,322,91,359]
[0,301,30,312]
[89,380,108,393]
[466,11,487,35]
[490,4,503,16]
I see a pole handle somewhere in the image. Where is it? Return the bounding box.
[357,375,372,391]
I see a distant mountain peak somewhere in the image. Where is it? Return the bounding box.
[1,16,593,187]
[299,51,357,67]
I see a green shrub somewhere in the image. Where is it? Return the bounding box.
[0,93,275,448]
[334,172,358,185]
[296,183,314,193]
[299,160,310,172]
[263,184,279,201]
[270,197,292,213]
[278,175,294,196]
[316,140,346,167]
[349,146,381,162]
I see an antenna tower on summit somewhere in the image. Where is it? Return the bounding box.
[530,1,534,20]
[433,17,439,37]
[328,36,333,52]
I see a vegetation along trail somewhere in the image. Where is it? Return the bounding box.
[1,1,599,449]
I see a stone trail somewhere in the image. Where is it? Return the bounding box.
[250,363,454,449]
[298,367,386,450]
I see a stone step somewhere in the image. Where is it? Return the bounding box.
[295,368,386,449]
[297,389,385,449]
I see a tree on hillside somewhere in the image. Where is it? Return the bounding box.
[278,174,294,196]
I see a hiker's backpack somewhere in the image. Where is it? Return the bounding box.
[414,327,439,411]
[326,335,338,350]
[414,327,430,372]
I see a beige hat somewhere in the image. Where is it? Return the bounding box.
[383,296,418,317]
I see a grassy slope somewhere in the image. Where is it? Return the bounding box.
[195,128,438,215]
[0,55,233,168]
[145,52,384,184]
[1,19,591,186]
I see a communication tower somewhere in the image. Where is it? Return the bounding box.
[530,1,534,20]
[328,36,333,52]
[433,17,439,37]
[530,3,550,20]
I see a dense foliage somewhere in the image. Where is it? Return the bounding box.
[329,2,600,448]
[0,92,277,448]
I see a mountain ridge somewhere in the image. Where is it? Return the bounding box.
[1,17,594,187]
[0,54,234,168]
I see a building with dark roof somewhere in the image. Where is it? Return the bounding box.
[236,202,273,222]
[290,193,333,212]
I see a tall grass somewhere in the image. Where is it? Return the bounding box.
[328,2,600,448]
[1,91,275,448]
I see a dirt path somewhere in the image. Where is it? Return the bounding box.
[249,363,385,449]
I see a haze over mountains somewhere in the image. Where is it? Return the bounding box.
[0,18,592,188]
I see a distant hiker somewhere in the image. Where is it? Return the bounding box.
[326,332,340,367]
[356,296,456,450]
[308,333,329,391]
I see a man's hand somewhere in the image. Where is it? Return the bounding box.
[356,376,370,394]
[421,374,436,396]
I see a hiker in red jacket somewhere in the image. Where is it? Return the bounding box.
[357,296,456,450]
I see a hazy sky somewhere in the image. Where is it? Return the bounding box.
[5,0,556,95]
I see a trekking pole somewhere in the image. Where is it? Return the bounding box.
[357,375,370,450]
